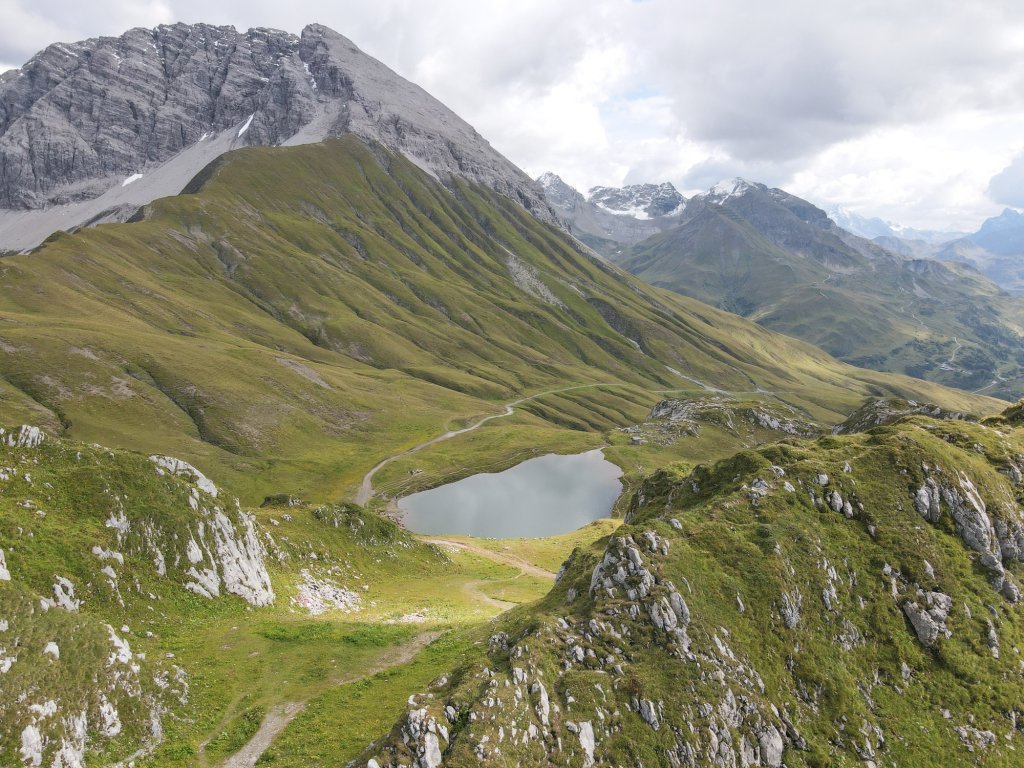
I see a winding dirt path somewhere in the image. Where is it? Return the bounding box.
[424,537,557,580]
[424,537,556,613]
[220,630,442,768]
[355,383,621,505]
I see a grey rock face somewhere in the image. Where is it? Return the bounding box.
[537,172,683,254]
[588,182,684,218]
[914,478,942,522]
[902,590,952,646]
[0,23,553,247]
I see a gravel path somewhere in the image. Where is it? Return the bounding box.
[355,383,620,505]
[221,630,442,768]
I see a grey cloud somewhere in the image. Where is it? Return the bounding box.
[628,0,1024,162]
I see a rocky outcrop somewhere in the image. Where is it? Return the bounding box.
[0,425,44,448]
[902,591,953,646]
[360,526,797,768]
[126,457,275,606]
[0,23,554,249]
[911,468,1023,602]
[627,398,818,450]
[833,398,969,435]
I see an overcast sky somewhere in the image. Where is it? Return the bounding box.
[3,0,1023,230]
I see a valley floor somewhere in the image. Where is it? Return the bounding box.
[179,525,593,768]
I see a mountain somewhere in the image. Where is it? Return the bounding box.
[361,403,1024,767]
[613,178,1024,399]
[826,204,964,244]
[835,208,1024,296]
[537,173,683,256]
[588,182,685,219]
[2,137,991,505]
[0,22,1017,768]
[0,23,553,252]
[925,209,1024,294]
[968,207,1024,254]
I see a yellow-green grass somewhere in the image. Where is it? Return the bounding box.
[0,137,1001,509]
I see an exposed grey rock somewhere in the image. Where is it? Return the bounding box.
[833,398,968,435]
[636,698,661,730]
[402,707,446,768]
[914,479,942,523]
[986,620,1000,658]
[940,476,1002,572]
[0,23,554,250]
[757,723,785,767]
[0,547,9,581]
[955,725,997,751]
[780,589,802,629]
[902,590,953,646]
[576,721,596,768]
[826,490,844,514]
[2,425,44,448]
[537,173,682,254]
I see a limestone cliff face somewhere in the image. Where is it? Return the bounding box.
[0,23,553,246]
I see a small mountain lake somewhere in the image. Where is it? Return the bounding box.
[398,449,623,538]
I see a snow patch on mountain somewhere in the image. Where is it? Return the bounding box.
[706,178,754,203]
[587,182,685,219]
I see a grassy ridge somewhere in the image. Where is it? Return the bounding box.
[0,137,999,506]
[360,405,1024,767]
[1,424,640,766]
[616,187,1024,399]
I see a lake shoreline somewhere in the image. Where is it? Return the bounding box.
[394,449,623,539]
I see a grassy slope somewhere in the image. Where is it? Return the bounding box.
[0,137,999,506]
[0,424,640,767]
[617,192,1024,399]
[361,406,1024,767]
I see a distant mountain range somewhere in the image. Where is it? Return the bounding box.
[540,174,1024,399]
[824,205,966,244]
[827,205,1024,295]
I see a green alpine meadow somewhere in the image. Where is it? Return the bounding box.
[1,13,1023,768]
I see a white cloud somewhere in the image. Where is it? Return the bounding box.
[988,151,1024,209]
[2,0,1024,228]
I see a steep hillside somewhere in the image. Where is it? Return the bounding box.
[0,423,565,767]
[615,180,1024,399]
[0,425,270,766]
[0,23,552,251]
[0,137,994,504]
[360,403,1024,767]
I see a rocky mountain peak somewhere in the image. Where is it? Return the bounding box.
[0,21,554,250]
[977,207,1024,235]
[535,172,585,211]
[703,177,758,203]
[586,181,685,220]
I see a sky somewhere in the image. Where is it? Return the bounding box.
[2,0,1024,231]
